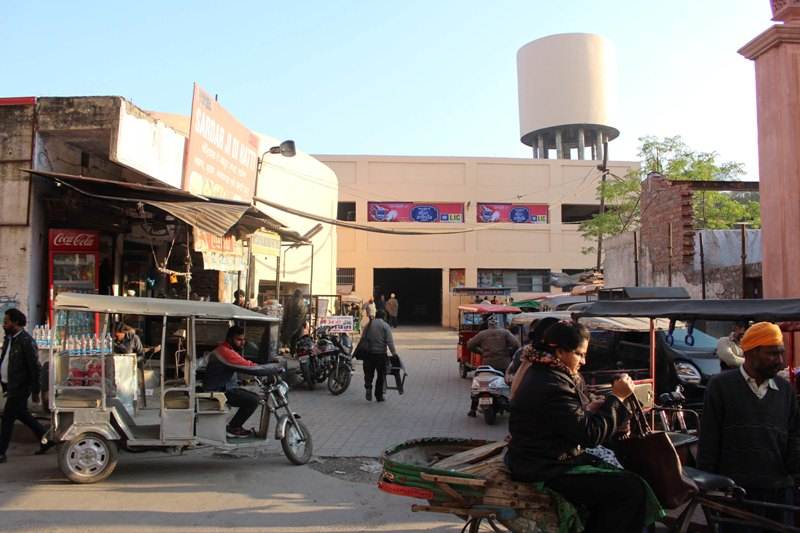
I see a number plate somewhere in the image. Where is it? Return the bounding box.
[478,397,493,406]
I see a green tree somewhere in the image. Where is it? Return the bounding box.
[580,135,761,255]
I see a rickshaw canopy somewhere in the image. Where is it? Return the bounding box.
[55,293,279,322]
[577,298,800,322]
[510,311,673,332]
[458,304,522,315]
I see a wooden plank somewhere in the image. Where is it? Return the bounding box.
[411,504,496,518]
[420,472,487,487]
[431,441,507,470]
[435,481,467,503]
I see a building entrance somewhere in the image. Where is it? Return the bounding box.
[373,268,442,325]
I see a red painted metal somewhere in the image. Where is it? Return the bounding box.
[377,481,434,500]
[0,97,36,106]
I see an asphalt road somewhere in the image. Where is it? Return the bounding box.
[0,326,509,532]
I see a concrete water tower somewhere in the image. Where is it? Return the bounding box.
[517,33,619,161]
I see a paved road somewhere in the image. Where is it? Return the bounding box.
[289,326,508,457]
[0,326,507,533]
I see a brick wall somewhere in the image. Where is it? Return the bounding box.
[639,173,695,281]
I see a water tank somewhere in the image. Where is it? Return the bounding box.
[517,33,619,160]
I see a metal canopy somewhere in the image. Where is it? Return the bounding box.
[577,298,800,322]
[458,304,522,314]
[55,293,279,322]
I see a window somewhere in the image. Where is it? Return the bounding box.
[336,268,356,290]
[477,269,550,292]
[561,204,600,224]
[337,202,356,221]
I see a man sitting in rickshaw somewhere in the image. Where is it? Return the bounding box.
[203,325,260,438]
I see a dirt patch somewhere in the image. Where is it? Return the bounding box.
[308,456,383,484]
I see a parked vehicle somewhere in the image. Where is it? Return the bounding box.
[469,366,510,425]
[456,304,521,379]
[44,293,313,484]
[295,326,353,394]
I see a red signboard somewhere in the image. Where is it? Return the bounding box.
[367,202,464,223]
[183,84,259,201]
[476,203,549,224]
[49,229,100,252]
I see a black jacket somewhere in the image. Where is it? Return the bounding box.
[0,329,41,397]
[507,362,629,482]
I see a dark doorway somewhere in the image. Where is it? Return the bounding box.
[374,268,442,325]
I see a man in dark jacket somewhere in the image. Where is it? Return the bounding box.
[281,289,307,352]
[361,310,398,402]
[0,308,51,463]
[698,322,800,528]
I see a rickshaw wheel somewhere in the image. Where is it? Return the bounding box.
[459,362,469,379]
[58,432,118,484]
[281,419,313,465]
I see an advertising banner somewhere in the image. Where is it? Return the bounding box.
[183,83,259,201]
[319,315,355,333]
[251,230,281,257]
[193,228,246,272]
[367,202,464,223]
[476,203,549,223]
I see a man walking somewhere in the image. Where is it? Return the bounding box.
[698,322,800,529]
[385,293,399,328]
[0,308,51,463]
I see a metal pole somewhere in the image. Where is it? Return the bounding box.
[185,224,191,300]
[309,243,315,297]
[595,174,607,272]
[275,254,281,302]
[740,224,747,298]
[699,232,706,299]
[667,223,673,287]
[633,231,640,287]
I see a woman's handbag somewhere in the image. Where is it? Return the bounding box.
[612,396,697,509]
[353,320,373,360]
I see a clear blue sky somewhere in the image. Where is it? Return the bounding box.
[2,0,772,178]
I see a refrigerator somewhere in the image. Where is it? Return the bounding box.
[48,229,100,337]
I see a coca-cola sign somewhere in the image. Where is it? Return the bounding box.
[49,229,99,251]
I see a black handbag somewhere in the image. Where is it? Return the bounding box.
[613,396,697,509]
[353,320,373,360]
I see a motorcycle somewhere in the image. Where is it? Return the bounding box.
[470,365,510,425]
[295,326,354,395]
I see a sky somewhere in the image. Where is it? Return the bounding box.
[1,0,772,179]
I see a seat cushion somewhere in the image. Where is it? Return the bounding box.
[683,466,736,492]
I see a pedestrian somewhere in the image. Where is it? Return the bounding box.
[361,310,398,402]
[233,289,249,309]
[698,322,800,530]
[466,315,520,417]
[715,321,748,369]
[376,294,386,314]
[480,296,491,304]
[0,308,53,464]
[385,293,399,328]
[364,298,376,320]
[280,289,307,352]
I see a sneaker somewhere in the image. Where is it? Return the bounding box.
[365,390,372,401]
[467,410,477,418]
[226,426,251,438]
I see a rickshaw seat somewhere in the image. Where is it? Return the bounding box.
[164,390,191,409]
[196,392,227,411]
[683,466,736,492]
[54,388,102,408]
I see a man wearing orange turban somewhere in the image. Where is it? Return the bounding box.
[699,321,799,528]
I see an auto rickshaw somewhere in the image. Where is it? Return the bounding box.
[44,293,313,483]
[456,304,521,378]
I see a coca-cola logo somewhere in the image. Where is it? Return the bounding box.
[53,232,96,248]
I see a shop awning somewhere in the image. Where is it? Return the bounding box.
[24,169,304,241]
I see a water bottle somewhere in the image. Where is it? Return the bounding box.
[105,334,113,355]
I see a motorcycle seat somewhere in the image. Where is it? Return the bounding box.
[682,466,736,492]
[242,363,285,377]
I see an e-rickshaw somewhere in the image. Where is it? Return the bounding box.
[456,304,521,379]
[44,293,313,484]
[383,298,800,532]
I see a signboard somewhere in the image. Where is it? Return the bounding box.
[251,230,281,257]
[193,228,246,272]
[476,203,549,224]
[367,202,464,223]
[319,315,355,333]
[50,229,100,252]
[183,84,259,201]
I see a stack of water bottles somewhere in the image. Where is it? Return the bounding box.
[56,331,114,387]
[32,324,55,349]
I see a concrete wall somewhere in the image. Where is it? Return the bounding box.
[318,154,637,327]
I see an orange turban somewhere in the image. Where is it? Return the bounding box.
[741,322,783,352]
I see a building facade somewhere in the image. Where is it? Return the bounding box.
[318,154,636,327]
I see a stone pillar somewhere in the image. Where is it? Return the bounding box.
[555,129,563,160]
[577,127,586,160]
[739,2,800,297]
[538,135,547,159]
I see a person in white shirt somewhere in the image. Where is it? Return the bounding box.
[715,321,748,369]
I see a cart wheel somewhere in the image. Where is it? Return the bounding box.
[459,362,469,379]
[281,419,313,465]
[58,432,118,484]
[483,406,497,426]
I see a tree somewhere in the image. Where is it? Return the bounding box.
[580,135,761,255]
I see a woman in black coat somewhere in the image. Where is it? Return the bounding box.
[507,321,654,533]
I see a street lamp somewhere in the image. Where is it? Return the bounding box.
[256,139,296,175]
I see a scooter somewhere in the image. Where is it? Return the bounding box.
[470,365,510,425]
